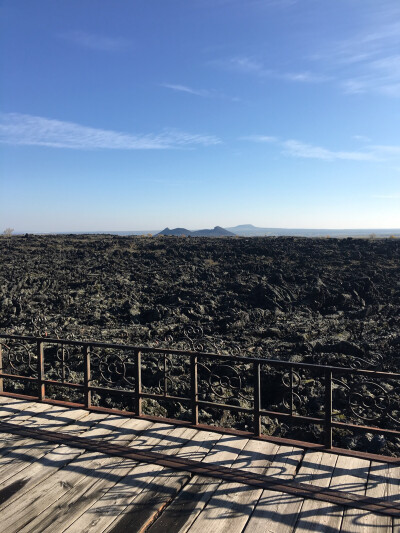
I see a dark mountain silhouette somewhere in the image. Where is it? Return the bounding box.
[157,227,189,236]
[157,226,235,237]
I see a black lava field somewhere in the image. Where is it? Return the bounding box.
[1,234,399,454]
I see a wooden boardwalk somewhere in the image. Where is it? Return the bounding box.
[0,396,398,533]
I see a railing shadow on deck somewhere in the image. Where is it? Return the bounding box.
[0,405,398,533]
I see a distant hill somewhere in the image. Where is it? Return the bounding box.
[156,227,189,236]
[226,225,400,238]
[156,226,235,237]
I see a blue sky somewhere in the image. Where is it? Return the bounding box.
[1,0,400,232]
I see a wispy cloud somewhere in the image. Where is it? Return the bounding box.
[282,71,329,83]
[222,56,268,75]
[161,82,240,102]
[161,83,211,98]
[282,140,377,162]
[210,56,328,84]
[61,31,130,52]
[370,144,400,156]
[312,4,400,97]
[241,135,400,162]
[210,3,400,97]
[240,135,277,143]
[0,113,221,150]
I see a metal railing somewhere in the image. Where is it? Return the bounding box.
[0,334,399,452]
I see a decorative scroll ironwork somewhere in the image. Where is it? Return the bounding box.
[55,346,71,382]
[150,325,253,358]
[198,358,252,403]
[281,370,303,413]
[0,340,37,376]
[42,343,84,384]
[311,349,384,370]
[142,351,190,397]
[0,333,399,455]
[91,348,135,387]
[333,377,400,427]
[7,313,74,341]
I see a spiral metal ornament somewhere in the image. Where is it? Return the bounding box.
[150,325,260,361]
[208,364,241,399]
[198,360,251,402]
[348,381,400,425]
[333,377,400,426]
[1,340,37,376]
[183,326,205,351]
[282,370,303,412]
[92,349,134,386]
[312,350,384,370]
[157,353,174,395]
[54,346,72,382]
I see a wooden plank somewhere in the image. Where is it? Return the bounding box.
[0,412,112,510]
[0,411,129,506]
[242,446,307,533]
[340,459,396,532]
[17,422,198,533]
[149,439,282,533]
[0,402,66,467]
[0,399,55,445]
[0,415,155,533]
[2,403,80,429]
[177,439,280,533]
[143,433,262,533]
[0,399,51,421]
[386,464,400,533]
[57,425,206,533]
[1,400,396,533]
[102,427,234,533]
[185,443,303,533]
[0,400,51,448]
[0,396,32,407]
[0,411,110,489]
[0,398,38,418]
[328,455,370,516]
[293,453,390,533]
[292,451,343,532]
[62,428,229,533]
[61,427,222,533]
[0,405,102,484]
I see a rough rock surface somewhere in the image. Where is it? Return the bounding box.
[1,234,399,454]
[1,234,399,367]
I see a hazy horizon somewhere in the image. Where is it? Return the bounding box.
[1,1,400,232]
[7,224,400,236]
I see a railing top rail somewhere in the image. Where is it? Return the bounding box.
[0,333,399,380]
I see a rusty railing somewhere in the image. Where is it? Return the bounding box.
[0,334,399,452]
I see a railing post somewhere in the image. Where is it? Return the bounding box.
[61,346,66,383]
[84,346,91,408]
[191,354,198,426]
[325,369,333,448]
[37,341,45,400]
[254,361,261,436]
[0,343,3,393]
[134,350,142,416]
[289,366,294,417]
[163,354,168,396]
